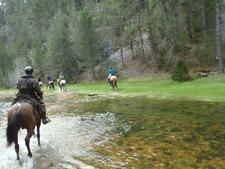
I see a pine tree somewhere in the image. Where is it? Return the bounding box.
[46,10,75,79]
[74,8,105,77]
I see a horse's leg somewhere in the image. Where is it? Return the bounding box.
[52,83,55,90]
[14,136,20,160]
[36,123,41,146]
[25,129,34,157]
[112,80,115,90]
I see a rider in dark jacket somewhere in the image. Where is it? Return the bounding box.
[12,66,49,124]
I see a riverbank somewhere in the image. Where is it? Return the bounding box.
[1,73,225,102]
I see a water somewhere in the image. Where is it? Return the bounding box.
[0,93,224,168]
[0,94,116,169]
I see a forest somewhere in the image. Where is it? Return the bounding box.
[0,0,225,87]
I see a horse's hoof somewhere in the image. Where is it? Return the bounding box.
[28,153,32,157]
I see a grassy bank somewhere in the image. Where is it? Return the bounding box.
[66,73,225,102]
[1,74,225,102]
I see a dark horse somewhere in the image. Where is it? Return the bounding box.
[109,75,117,90]
[46,80,55,91]
[6,102,41,160]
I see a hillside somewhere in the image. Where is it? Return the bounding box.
[90,35,218,82]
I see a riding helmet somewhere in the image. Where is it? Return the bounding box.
[60,73,62,75]
[109,66,112,69]
[25,66,33,75]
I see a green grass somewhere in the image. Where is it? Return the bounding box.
[1,73,225,102]
[66,74,225,102]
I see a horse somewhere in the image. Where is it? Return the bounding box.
[39,82,43,88]
[6,102,41,160]
[58,79,66,93]
[109,75,117,90]
[46,80,55,91]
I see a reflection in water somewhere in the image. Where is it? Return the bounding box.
[0,93,224,169]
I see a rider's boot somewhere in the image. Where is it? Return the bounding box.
[41,112,49,124]
[108,78,110,83]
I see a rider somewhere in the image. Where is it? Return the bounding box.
[58,73,64,84]
[12,66,49,124]
[46,73,51,83]
[37,76,41,82]
[108,66,116,83]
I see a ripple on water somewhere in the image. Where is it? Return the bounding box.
[0,101,116,169]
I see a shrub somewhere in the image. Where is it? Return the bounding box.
[172,60,190,81]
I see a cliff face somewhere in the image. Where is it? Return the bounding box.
[93,34,157,80]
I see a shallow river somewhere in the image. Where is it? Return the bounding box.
[0,92,224,169]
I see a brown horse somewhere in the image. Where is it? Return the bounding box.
[46,80,55,91]
[109,76,117,90]
[6,102,41,160]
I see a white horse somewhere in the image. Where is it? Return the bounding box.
[38,82,43,88]
[58,79,66,93]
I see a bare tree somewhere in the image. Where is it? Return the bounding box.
[216,0,224,73]
[138,12,145,60]
[146,0,159,66]
[202,0,207,41]
[162,0,175,70]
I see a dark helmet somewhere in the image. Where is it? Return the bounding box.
[109,66,112,69]
[24,66,33,75]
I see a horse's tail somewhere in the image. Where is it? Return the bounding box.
[6,103,21,146]
[113,78,116,86]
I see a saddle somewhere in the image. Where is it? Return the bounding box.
[48,80,53,84]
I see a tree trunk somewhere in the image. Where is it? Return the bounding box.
[168,0,174,70]
[120,48,125,67]
[96,0,99,15]
[130,41,135,60]
[146,0,158,66]
[138,13,145,60]
[216,0,224,73]
[162,0,175,70]
[202,0,207,41]
[186,3,192,39]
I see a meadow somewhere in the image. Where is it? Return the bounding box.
[1,73,225,102]
[67,73,225,102]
